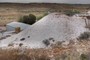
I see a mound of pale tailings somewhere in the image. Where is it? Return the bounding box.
[0,13,87,48]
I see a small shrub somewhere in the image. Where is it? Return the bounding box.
[19,43,23,47]
[43,39,50,46]
[80,54,88,60]
[78,32,90,40]
[15,27,21,33]
[49,37,55,42]
[19,14,36,25]
[28,14,36,24]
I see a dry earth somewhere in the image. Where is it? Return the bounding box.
[0,40,90,60]
[0,3,90,25]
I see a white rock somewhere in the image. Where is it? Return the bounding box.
[0,13,87,48]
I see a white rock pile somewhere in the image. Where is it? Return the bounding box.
[0,13,87,48]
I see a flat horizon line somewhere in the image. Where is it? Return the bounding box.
[0,2,90,5]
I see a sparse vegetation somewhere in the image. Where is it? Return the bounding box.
[51,41,63,48]
[43,39,50,46]
[0,48,51,60]
[19,43,23,47]
[0,3,89,26]
[37,12,48,20]
[64,10,80,16]
[0,47,86,60]
[19,14,36,25]
[0,39,90,60]
[42,38,55,46]
[15,27,21,33]
[0,3,90,60]
[78,32,90,40]
[80,54,88,60]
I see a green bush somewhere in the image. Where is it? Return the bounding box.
[64,10,80,16]
[19,14,36,25]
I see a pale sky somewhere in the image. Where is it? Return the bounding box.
[0,0,90,4]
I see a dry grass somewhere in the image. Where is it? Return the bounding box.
[0,40,90,60]
[0,48,49,60]
[0,47,84,60]
[0,3,89,25]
